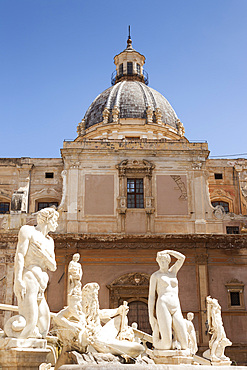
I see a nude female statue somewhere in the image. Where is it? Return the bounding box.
[148,250,188,350]
[4,207,59,339]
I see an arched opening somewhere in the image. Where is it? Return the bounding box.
[107,272,151,333]
[127,299,152,334]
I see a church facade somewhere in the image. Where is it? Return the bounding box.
[0,37,247,364]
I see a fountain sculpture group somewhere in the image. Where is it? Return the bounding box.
[0,208,233,369]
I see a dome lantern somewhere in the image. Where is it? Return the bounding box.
[111,28,148,85]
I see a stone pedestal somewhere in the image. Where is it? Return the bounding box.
[0,347,50,370]
[211,360,232,366]
[0,338,49,370]
[147,348,193,364]
[0,337,47,350]
[203,348,232,366]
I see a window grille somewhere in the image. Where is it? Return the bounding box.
[127,178,144,208]
[212,201,229,213]
[127,62,133,75]
[119,63,123,76]
[0,202,10,214]
[37,202,58,211]
[226,226,240,234]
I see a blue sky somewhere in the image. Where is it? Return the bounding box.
[1,0,247,158]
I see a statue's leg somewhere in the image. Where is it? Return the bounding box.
[172,309,188,349]
[37,296,50,338]
[211,339,220,360]
[18,272,40,339]
[156,302,172,349]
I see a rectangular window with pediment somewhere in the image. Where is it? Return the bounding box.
[127,178,144,208]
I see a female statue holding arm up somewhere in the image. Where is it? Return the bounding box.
[148,250,188,350]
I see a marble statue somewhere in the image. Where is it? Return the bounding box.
[184,312,198,355]
[68,253,82,296]
[203,296,232,364]
[81,282,145,357]
[53,284,88,359]
[148,250,188,351]
[54,281,144,362]
[4,207,59,339]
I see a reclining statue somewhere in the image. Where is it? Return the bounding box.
[54,280,145,361]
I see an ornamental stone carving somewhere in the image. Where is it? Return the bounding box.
[77,119,86,136]
[213,205,225,220]
[112,105,120,124]
[116,159,155,178]
[109,273,150,287]
[192,162,202,170]
[117,196,127,214]
[195,254,208,264]
[155,108,162,125]
[177,119,185,137]
[146,105,153,124]
[102,107,110,124]
[145,197,154,214]
[170,175,187,200]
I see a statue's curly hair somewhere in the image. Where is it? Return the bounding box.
[37,207,59,225]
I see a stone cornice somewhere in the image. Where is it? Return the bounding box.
[54,233,247,250]
[62,139,209,157]
[1,232,246,249]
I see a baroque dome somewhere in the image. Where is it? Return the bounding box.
[76,36,185,141]
[84,81,179,130]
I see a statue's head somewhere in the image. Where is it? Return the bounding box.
[73,253,80,262]
[37,207,59,232]
[187,312,194,321]
[156,251,171,269]
[82,282,99,297]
